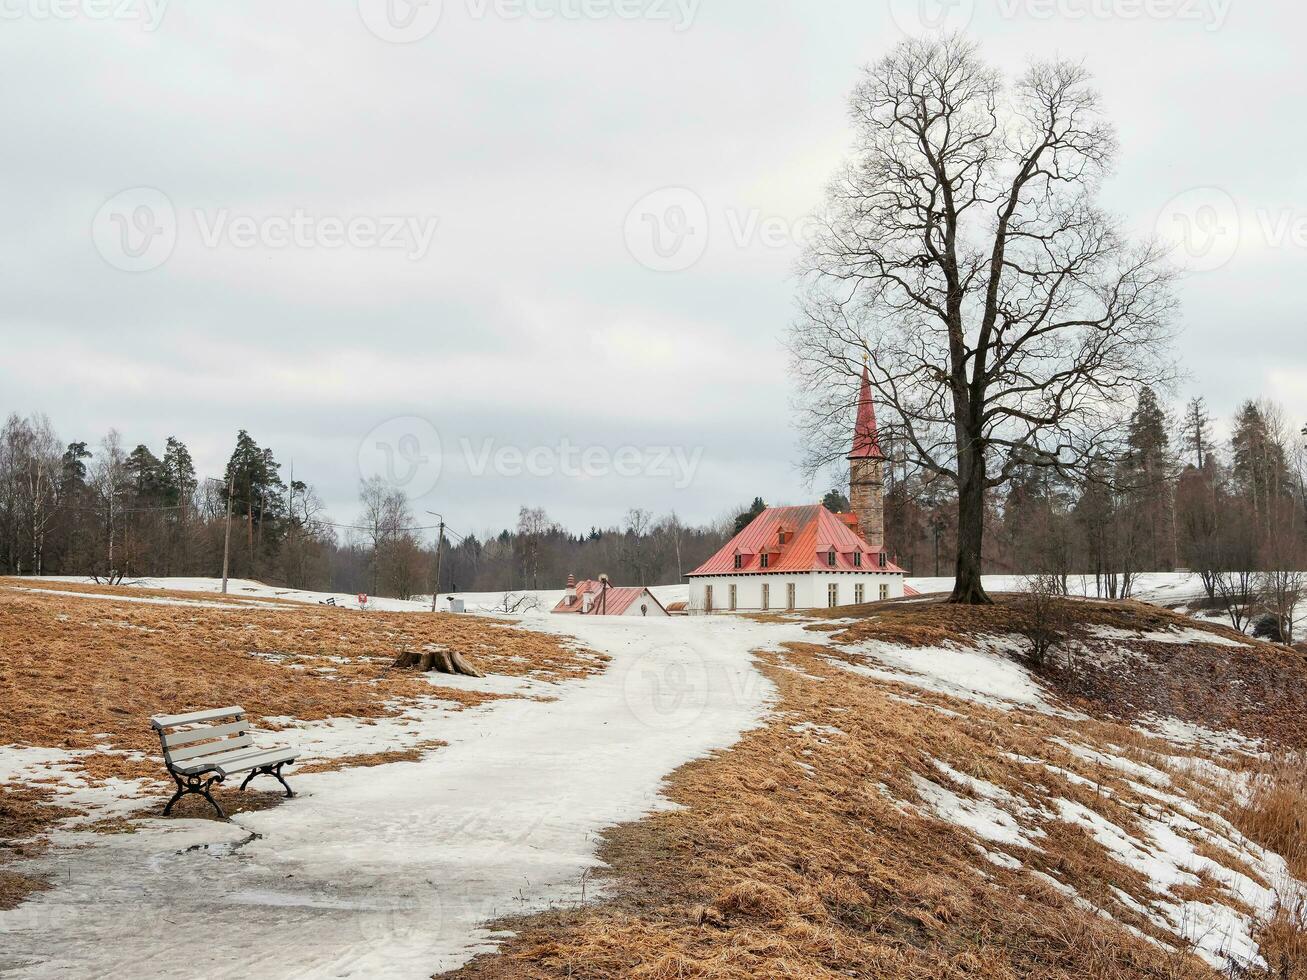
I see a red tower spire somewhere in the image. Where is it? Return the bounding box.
[848,361,884,460]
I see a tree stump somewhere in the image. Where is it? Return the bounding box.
[390,648,485,678]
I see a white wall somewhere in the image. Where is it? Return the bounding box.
[686,572,903,613]
[620,591,669,617]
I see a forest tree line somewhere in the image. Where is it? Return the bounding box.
[0,416,734,598]
[879,392,1307,637]
[1,392,1304,616]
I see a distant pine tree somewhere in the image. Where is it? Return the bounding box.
[822,489,850,513]
[734,497,767,534]
[1181,397,1212,469]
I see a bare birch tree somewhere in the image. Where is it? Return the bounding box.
[789,36,1177,603]
[90,430,128,582]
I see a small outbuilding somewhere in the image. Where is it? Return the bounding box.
[551,574,669,618]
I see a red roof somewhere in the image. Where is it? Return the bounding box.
[687,505,906,577]
[552,580,667,616]
[848,363,884,460]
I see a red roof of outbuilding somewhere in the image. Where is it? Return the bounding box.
[848,363,884,460]
[687,505,906,577]
[551,580,667,616]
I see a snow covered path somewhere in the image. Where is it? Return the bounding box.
[0,615,793,979]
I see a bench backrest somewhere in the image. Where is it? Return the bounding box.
[151,707,250,767]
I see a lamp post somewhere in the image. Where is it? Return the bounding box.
[427,511,445,613]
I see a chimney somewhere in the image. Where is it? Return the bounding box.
[582,591,593,614]
[565,573,576,605]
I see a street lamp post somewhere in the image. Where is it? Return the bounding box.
[427,511,445,613]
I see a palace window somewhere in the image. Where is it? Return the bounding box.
[878,552,887,568]
[761,584,770,611]
[729,584,738,612]
[880,584,889,600]
[827,583,839,608]
[761,553,770,569]
[786,583,796,610]
[827,550,837,567]
[853,552,862,567]
[854,584,865,604]
[734,554,743,569]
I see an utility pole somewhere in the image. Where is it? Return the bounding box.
[221,473,234,594]
[427,512,445,613]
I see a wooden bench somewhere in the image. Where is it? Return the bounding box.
[151,707,299,818]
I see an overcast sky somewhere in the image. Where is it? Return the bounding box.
[2,0,1303,542]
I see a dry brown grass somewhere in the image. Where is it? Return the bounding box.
[0,868,50,910]
[1227,753,1307,881]
[0,577,601,862]
[1257,897,1307,979]
[450,640,1247,979]
[296,741,448,774]
[0,578,600,762]
[810,594,1307,751]
[0,783,83,870]
[809,592,1250,650]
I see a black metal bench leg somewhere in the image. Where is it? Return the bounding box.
[163,771,226,818]
[270,763,294,799]
[239,763,295,799]
[163,772,188,816]
[199,775,226,818]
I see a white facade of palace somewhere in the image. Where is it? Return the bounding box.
[687,570,904,614]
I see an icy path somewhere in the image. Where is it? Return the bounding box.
[0,615,793,979]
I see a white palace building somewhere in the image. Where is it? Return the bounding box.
[686,365,907,613]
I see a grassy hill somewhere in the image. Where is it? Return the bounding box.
[453,597,1307,979]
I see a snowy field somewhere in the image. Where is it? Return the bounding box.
[20,571,1222,617]
[2,573,1300,976]
[0,596,807,978]
[906,572,1210,607]
[24,575,690,616]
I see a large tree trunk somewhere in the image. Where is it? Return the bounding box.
[951,438,992,605]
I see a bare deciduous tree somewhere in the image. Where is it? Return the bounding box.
[1018,572,1071,669]
[1258,499,1305,644]
[789,36,1177,604]
[90,430,128,582]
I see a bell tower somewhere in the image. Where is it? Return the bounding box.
[848,360,885,550]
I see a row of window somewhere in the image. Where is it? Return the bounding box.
[703,582,889,612]
[832,583,889,607]
[733,551,889,570]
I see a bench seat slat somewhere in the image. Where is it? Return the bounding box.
[161,720,250,749]
[152,706,244,730]
[171,747,265,774]
[172,745,298,776]
[214,747,298,777]
[167,735,252,763]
